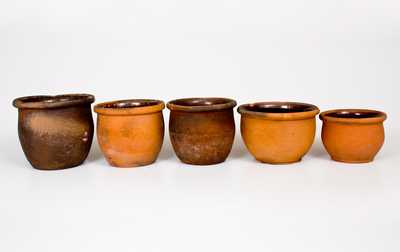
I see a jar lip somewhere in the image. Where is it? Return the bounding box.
[238,101,320,120]
[13,94,95,109]
[94,99,165,115]
[167,97,237,112]
[319,109,387,124]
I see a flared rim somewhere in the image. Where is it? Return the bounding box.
[319,109,387,124]
[94,99,165,115]
[238,101,320,120]
[167,97,237,112]
[13,94,95,109]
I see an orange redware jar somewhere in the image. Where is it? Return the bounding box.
[319,109,387,163]
[238,102,320,164]
[94,99,165,167]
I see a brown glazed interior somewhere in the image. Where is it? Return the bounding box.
[320,109,387,124]
[99,100,160,109]
[167,98,237,112]
[13,94,95,109]
[94,99,165,115]
[238,102,319,120]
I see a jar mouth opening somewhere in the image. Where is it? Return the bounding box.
[320,109,387,123]
[96,99,162,109]
[324,111,381,119]
[13,94,95,109]
[242,102,317,113]
[94,99,165,115]
[167,97,237,112]
[238,102,319,120]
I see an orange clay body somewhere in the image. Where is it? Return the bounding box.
[320,109,386,163]
[94,99,165,168]
[238,102,319,164]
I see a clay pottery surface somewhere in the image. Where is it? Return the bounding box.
[238,102,320,164]
[94,99,165,168]
[12,94,95,170]
[319,109,387,163]
[167,97,237,165]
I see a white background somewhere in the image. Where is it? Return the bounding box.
[1,0,399,251]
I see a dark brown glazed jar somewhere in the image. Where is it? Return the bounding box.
[167,97,237,165]
[12,94,95,170]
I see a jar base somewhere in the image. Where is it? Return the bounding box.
[30,160,85,171]
[107,159,156,168]
[330,157,374,164]
[178,158,227,166]
[255,158,302,165]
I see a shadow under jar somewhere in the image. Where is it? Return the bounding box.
[167,98,237,165]
[319,109,387,163]
[12,94,95,170]
[238,102,320,164]
[94,99,165,168]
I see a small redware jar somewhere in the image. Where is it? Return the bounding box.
[94,99,165,168]
[167,97,237,165]
[238,101,320,164]
[319,109,387,163]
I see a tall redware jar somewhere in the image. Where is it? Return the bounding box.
[12,94,95,170]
